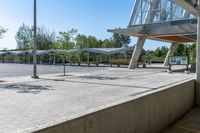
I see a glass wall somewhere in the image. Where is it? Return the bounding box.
[131,0,196,26]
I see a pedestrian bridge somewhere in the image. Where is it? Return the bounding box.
[108,0,198,69]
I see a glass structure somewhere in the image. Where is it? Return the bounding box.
[131,0,196,26]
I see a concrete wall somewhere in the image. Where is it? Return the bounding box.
[35,80,195,133]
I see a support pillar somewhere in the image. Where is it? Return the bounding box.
[69,57,72,66]
[53,53,56,65]
[38,55,41,64]
[117,54,120,67]
[87,54,90,67]
[129,37,146,69]
[196,2,200,106]
[96,54,99,67]
[39,55,42,64]
[78,54,80,66]
[163,43,176,66]
[49,55,51,64]
[23,53,26,64]
[109,55,112,67]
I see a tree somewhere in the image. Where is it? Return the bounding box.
[0,26,7,39]
[113,33,131,48]
[86,36,99,48]
[56,29,78,50]
[75,34,88,49]
[36,25,56,50]
[154,46,168,57]
[101,38,115,48]
[15,23,32,50]
[76,34,102,48]
[174,44,185,56]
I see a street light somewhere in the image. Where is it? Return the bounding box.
[32,0,39,78]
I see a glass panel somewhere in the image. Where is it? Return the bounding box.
[161,8,170,21]
[131,0,196,26]
[151,10,160,22]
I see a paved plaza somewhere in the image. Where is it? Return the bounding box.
[0,64,195,132]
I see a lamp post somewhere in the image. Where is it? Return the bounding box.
[32,0,39,78]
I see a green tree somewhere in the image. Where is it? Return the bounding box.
[75,34,88,49]
[36,25,56,50]
[76,34,101,48]
[15,23,32,50]
[154,46,168,57]
[86,36,99,48]
[101,39,115,48]
[174,44,185,56]
[113,33,131,48]
[0,26,7,39]
[56,29,78,50]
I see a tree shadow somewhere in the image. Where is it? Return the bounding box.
[79,76,119,80]
[0,83,52,94]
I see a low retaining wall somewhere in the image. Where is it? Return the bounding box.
[35,79,195,133]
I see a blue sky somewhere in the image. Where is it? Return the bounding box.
[0,0,169,50]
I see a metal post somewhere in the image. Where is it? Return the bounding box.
[140,0,143,24]
[53,53,56,65]
[49,54,51,64]
[109,55,112,67]
[117,54,120,67]
[78,54,80,66]
[24,53,26,64]
[63,59,66,76]
[96,54,99,67]
[32,0,38,78]
[196,0,200,106]
[87,53,90,67]
[63,50,66,76]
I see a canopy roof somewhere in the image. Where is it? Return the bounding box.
[0,47,136,56]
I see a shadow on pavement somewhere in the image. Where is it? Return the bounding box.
[0,83,52,94]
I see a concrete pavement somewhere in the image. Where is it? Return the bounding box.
[0,64,195,133]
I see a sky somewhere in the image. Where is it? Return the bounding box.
[0,0,169,50]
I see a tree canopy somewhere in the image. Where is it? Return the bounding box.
[15,24,56,50]
[0,26,7,39]
[15,23,32,50]
[113,33,131,48]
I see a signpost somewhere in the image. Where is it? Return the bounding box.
[168,56,189,72]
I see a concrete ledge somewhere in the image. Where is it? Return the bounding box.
[35,80,195,133]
